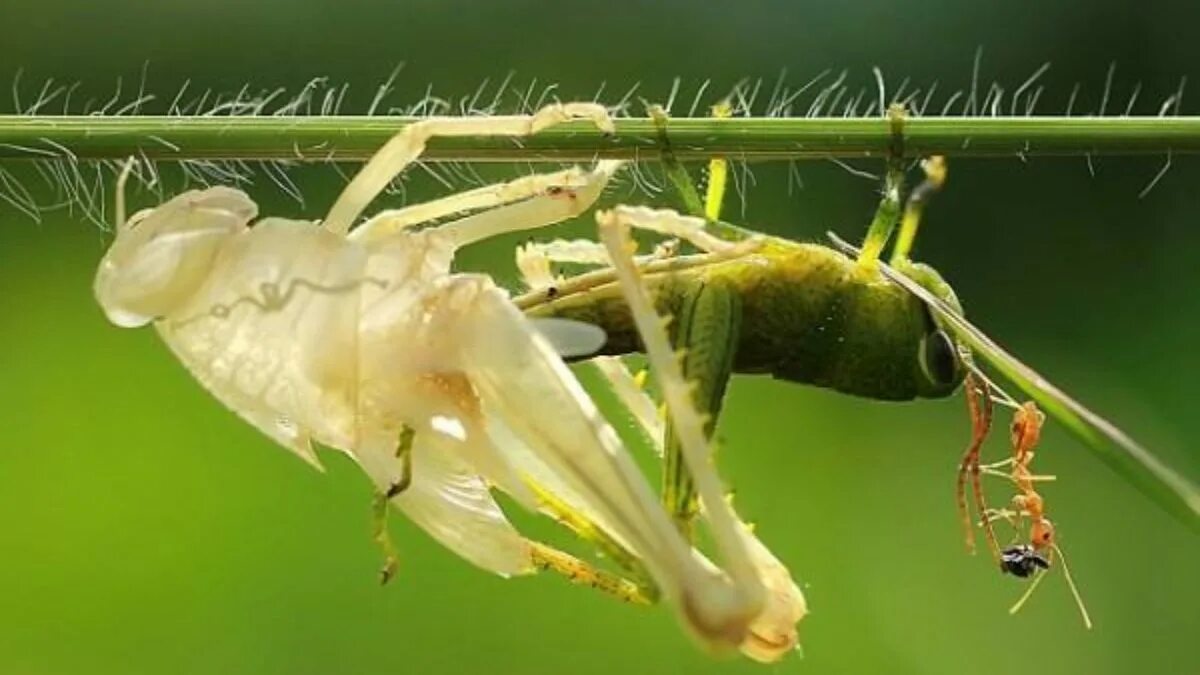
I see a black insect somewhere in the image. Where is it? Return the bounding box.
[1000,545,1051,578]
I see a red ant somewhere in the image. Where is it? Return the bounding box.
[956,373,1093,628]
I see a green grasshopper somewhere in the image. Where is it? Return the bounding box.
[510,103,1200,624]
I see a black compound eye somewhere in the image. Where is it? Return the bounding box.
[919,329,958,387]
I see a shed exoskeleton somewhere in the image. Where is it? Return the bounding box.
[93,103,807,661]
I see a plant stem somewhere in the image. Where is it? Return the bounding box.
[1,116,1199,163]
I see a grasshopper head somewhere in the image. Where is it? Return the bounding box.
[94,187,255,327]
[900,260,967,398]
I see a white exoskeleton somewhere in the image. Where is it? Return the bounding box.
[92,103,805,660]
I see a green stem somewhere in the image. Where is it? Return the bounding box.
[1,116,1200,162]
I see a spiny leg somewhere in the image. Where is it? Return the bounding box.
[650,104,742,539]
[323,102,615,236]
[663,279,741,538]
[597,207,766,635]
[450,277,756,645]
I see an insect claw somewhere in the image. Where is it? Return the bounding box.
[385,479,410,498]
[379,557,399,585]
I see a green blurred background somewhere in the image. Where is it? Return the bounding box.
[2,1,1199,673]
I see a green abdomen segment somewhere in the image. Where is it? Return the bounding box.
[524,242,954,402]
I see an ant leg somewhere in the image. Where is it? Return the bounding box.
[959,373,1001,559]
[957,375,983,552]
[323,102,615,235]
[983,508,1018,526]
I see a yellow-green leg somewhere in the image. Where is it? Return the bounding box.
[372,426,415,584]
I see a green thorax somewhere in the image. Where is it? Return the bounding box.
[521,235,965,402]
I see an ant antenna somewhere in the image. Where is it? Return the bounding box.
[1054,544,1094,629]
[1008,545,1093,629]
[1008,566,1048,616]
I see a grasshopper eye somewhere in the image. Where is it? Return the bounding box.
[919,329,958,387]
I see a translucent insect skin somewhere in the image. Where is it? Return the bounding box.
[522,234,966,401]
[93,104,807,661]
[95,186,535,574]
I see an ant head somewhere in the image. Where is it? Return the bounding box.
[94,187,256,327]
[1000,544,1051,578]
[1030,517,1055,550]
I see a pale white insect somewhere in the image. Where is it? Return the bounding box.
[92,103,804,659]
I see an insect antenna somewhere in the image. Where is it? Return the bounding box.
[1007,566,1049,616]
[1053,543,1094,629]
[1007,544,1093,629]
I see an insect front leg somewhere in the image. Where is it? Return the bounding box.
[428,161,624,250]
[322,102,615,235]
[350,163,622,246]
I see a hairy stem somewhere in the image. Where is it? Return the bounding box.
[2,116,1200,162]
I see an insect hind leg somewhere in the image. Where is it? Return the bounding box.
[596,207,768,639]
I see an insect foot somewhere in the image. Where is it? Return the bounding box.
[730,523,807,663]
